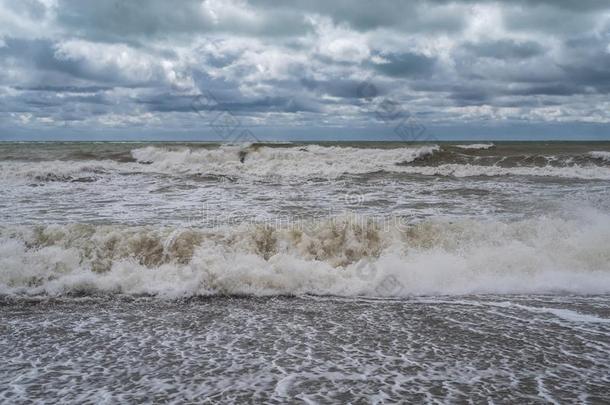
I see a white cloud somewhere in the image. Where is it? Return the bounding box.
[52,39,196,88]
[201,0,260,27]
[309,16,370,63]
[1,0,609,134]
[54,40,156,80]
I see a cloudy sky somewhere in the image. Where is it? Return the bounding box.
[1,0,609,140]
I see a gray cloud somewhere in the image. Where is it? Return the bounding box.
[55,0,311,43]
[463,39,546,60]
[372,52,437,78]
[0,0,609,137]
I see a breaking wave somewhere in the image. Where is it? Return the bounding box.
[2,211,609,298]
[127,145,610,180]
[392,163,610,179]
[0,160,121,184]
[590,151,610,162]
[2,144,610,182]
[454,143,495,150]
[130,144,440,178]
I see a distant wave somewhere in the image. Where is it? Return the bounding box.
[454,143,495,150]
[0,160,118,184]
[2,211,609,297]
[590,151,610,162]
[127,145,610,180]
[2,144,610,182]
[130,144,440,178]
[392,163,610,179]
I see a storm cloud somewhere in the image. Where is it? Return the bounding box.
[0,0,609,139]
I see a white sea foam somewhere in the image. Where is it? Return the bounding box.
[589,151,610,162]
[129,145,610,180]
[392,163,610,179]
[130,145,440,179]
[2,211,609,298]
[454,143,495,150]
[504,303,610,323]
[0,160,109,182]
[2,146,609,182]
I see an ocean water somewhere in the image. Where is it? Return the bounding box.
[1,141,609,403]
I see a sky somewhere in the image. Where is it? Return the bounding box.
[0,0,609,141]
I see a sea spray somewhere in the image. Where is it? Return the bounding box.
[2,211,609,297]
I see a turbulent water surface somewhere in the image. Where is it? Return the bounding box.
[1,141,609,403]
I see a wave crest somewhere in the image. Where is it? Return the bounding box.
[454,143,495,150]
[2,145,609,182]
[2,212,610,297]
[130,145,440,179]
[128,145,610,180]
[590,151,610,162]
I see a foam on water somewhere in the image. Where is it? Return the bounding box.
[131,144,441,179]
[392,163,610,179]
[2,142,610,402]
[2,295,609,403]
[2,145,609,183]
[0,160,121,183]
[2,210,609,298]
[590,150,610,162]
[490,302,610,323]
[130,145,610,180]
[454,143,495,150]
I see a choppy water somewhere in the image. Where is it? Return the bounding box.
[1,141,609,402]
[1,296,609,403]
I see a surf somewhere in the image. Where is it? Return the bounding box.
[2,210,609,298]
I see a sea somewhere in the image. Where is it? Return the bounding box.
[1,141,609,403]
